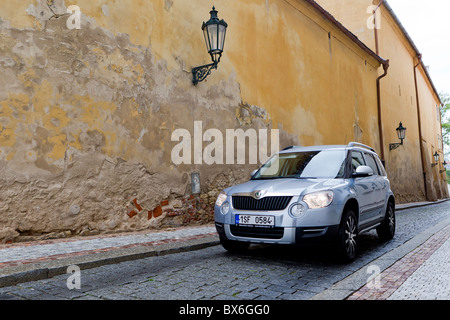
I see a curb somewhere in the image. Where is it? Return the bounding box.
[395,198,449,211]
[0,236,220,288]
[310,216,450,300]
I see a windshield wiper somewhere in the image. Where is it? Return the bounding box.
[252,176,297,180]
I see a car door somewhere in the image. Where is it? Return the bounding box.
[351,151,378,227]
[375,154,390,215]
[362,152,386,224]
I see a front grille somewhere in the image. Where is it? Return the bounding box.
[232,196,292,211]
[230,225,285,239]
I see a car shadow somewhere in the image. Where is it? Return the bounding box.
[222,231,394,268]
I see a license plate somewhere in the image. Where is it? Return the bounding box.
[235,215,275,227]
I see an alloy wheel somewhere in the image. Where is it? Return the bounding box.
[345,214,357,258]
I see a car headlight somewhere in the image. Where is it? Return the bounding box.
[221,201,230,215]
[289,203,305,218]
[303,191,334,209]
[215,191,228,207]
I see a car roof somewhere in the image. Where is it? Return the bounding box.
[280,143,378,155]
[279,145,347,153]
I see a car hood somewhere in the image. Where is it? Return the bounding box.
[224,178,346,197]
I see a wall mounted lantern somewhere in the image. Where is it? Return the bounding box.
[389,122,407,151]
[192,7,228,85]
[432,152,440,167]
[440,161,447,173]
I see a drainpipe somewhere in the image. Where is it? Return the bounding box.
[373,0,387,163]
[413,54,428,200]
[373,0,384,55]
[377,60,389,164]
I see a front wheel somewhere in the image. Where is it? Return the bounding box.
[337,209,358,262]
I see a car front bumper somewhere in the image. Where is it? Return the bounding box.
[215,222,340,245]
[215,199,343,245]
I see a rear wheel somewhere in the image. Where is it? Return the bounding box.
[377,201,395,240]
[219,236,250,253]
[337,209,358,262]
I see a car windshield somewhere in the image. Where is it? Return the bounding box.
[252,150,346,180]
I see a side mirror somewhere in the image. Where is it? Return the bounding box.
[250,169,258,179]
[353,165,373,178]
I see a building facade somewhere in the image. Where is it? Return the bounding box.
[0,0,446,242]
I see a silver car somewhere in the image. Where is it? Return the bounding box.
[214,142,396,262]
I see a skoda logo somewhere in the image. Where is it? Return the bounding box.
[253,190,264,199]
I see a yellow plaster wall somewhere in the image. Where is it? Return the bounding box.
[415,65,447,199]
[375,7,425,202]
[315,0,377,52]
[223,0,381,147]
[0,0,383,240]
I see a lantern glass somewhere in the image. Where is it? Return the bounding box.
[218,24,226,51]
[396,123,406,140]
[434,152,440,163]
[203,26,211,53]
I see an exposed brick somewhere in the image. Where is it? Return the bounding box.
[127,210,138,218]
[153,206,163,218]
[148,210,152,220]
[160,200,169,207]
[168,210,183,217]
[132,198,143,212]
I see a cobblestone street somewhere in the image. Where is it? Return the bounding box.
[0,201,449,301]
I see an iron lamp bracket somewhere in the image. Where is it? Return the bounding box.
[389,141,403,151]
[192,62,218,85]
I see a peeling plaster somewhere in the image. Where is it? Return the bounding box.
[0,1,295,242]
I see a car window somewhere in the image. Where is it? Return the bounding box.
[364,153,380,176]
[375,156,387,176]
[253,150,346,179]
[351,151,365,173]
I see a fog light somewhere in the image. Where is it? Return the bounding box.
[289,203,305,218]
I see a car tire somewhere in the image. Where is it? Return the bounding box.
[377,201,395,241]
[337,209,358,262]
[219,236,250,253]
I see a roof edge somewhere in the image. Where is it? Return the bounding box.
[302,0,388,67]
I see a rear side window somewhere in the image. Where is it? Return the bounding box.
[364,153,380,176]
[375,156,387,176]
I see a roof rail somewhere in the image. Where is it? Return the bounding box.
[347,142,375,152]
